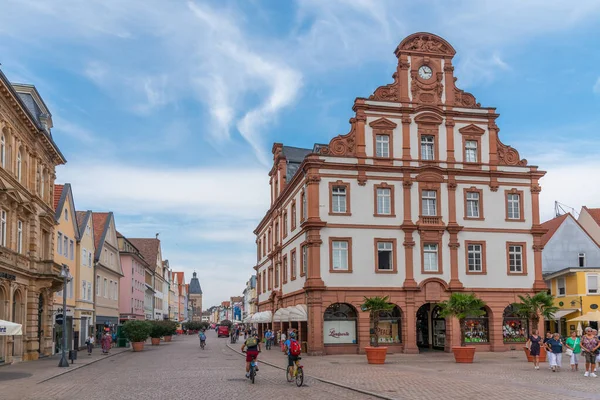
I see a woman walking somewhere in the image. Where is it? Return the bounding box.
[545,332,563,372]
[565,330,581,372]
[85,334,95,355]
[581,327,600,377]
[526,329,542,370]
[101,332,112,354]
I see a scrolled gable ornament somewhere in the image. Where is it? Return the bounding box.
[497,139,527,166]
[369,73,400,102]
[318,118,356,157]
[399,34,455,56]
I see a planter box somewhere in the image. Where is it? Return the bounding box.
[164,335,172,342]
[132,342,145,352]
[523,346,547,362]
[452,346,476,363]
[151,337,160,346]
[365,346,388,364]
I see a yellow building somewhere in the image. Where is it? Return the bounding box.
[75,210,95,348]
[52,184,79,354]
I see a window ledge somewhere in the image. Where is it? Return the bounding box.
[373,214,397,218]
[329,270,352,274]
[422,270,442,275]
[329,212,352,216]
[466,271,487,275]
[464,217,485,221]
[505,218,526,223]
[375,269,398,274]
[508,272,527,276]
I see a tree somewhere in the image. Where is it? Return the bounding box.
[220,319,232,327]
[512,292,559,333]
[438,292,487,347]
[360,296,395,348]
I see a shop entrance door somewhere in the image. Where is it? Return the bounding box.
[416,303,446,351]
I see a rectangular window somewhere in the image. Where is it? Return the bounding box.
[88,252,92,267]
[423,244,439,272]
[466,192,480,218]
[63,236,68,256]
[291,203,296,230]
[274,264,279,288]
[507,193,521,220]
[302,245,308,276]
[0,210,5,247]
[557,277,566,296]
[83,249,87,266]
[87,282,92,301]
[377,242,393,270]
[282,256,287,284]
[301,192,307,220]
[332,186,347,213]
[376,188,391,215]
[69,240,74,260]
[17,220,23,253]
[291,250,297,279]
[467,244,483,272]
[104,278,108,297]
[508,245,523,273]
[579,253,586,267]
[465,140,478,163]
[82,280,87,300]
[96,275,100,295]
[57,232,63,254]
[376,135,390,158]
[274,223,279,245]
[283,212,288,236]
[68,279,73,299]
[422,190,437,216]
[114,282,118,300]
[421,135,434,160]
[332,241,349,271]
[588,275,598,294]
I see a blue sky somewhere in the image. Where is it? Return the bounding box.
[2,0,600,307]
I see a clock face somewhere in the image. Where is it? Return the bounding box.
[418,65,433,80]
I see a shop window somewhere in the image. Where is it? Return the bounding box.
[323,303,357,345]
[464,308,489,344]
[502,305,528,343]
[370,305,402,345]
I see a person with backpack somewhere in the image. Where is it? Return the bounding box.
[284,331,302,378]
[241,333,261,379]
[199,330,207,348]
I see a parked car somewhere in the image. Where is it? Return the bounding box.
[217,325,230,338]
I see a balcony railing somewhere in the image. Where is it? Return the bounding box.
[419,215,442,225]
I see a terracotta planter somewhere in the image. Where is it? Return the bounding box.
[523,345,546,362]
[365,346,388,364]
[452,346,476,363]
[132,342,145,352]
[164,335,172,342]
[523,347,534,362]
[151,337,160,346]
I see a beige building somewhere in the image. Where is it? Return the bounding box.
[51,184,79,354]
[0,70,66,363]
[129,237,164,320]
[92,212,123,333]
[75,210,95,348]
[188,272,203,321]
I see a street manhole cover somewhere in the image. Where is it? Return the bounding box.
[227,378,247,381]
[0,372,32,381]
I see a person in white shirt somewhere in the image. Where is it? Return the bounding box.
[86,334,95,355]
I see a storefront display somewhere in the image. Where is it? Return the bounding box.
[502,305,528,342]
[370,306,402,344]
[464,309,489,343]
[324,303,357,345]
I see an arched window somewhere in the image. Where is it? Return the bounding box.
[324,303,357,345]
[16,150,22,182]
[503,305,528,343]
[371,305,402,344]
[0,134,5,168]
[464,308,489,344]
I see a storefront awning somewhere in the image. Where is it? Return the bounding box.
[243,314,254,323]
[0,319,22,336]
[273,308,291,322]
[288,304,308,322]
[545,309,578,321]
[251,311,272,323]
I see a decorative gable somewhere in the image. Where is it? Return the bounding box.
[458,124,485,136]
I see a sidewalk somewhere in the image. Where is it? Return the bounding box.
[227,343,600,400]
[0,345,130,392]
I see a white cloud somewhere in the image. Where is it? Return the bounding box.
[594,77,600,94]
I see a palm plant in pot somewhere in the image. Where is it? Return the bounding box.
[122,320,152,352]
[512,292,558,362]
[149,321,164,345]
[361,295,394,364]
[438,292,486,363]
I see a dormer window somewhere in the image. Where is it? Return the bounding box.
[579,253,586,267]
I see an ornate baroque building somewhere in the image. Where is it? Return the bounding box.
[254,33,546,355]
[188,272,203,321]
[0,70,66,363]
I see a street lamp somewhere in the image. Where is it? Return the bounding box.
[58,264,72,368]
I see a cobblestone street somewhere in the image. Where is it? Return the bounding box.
[2,331,375,400]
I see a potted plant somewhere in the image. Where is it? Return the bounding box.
[122,320,152,352]
[361,295,395,364]
[438,292,486,363]
[149,321,163,345]
[163,321,177,342]
[513,292,558,363]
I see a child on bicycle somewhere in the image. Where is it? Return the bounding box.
[284,331,302,377]
[199,330,206,347]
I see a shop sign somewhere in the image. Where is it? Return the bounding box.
[0,272,16,281]
[55,314,64,325]
[323,321,356,344]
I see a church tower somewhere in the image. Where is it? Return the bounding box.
[188,272,203,322]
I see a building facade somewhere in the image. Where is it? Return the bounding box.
[75,210,95,349]
[254,33,546,355]
[188,271,203,321]
[129,237,162,320]
[52,184,79,354]
[92,212,123,335]
[0,73,66,363]
[242,275,257,322]
[117,232,147,322]
[173,272,186,322]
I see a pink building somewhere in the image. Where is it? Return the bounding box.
[117,232,147,321]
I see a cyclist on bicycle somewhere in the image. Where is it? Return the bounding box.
[199,329,206,347]
[241,333,261,378]
[284,331,302,377]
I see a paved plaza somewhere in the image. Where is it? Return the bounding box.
[3,331,600,400]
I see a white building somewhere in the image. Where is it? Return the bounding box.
[254,32,546,355]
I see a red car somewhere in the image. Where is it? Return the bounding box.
[217,325,230,337]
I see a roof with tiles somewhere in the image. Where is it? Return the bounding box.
[127,238,160,272]
[75,210,91,239]
[584,207,600,226]
[91,212,110,252]
[173,272,185,295]
[54,184,64,210]
[541,214,569,246]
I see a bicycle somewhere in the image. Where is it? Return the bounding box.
[243,351,259,384]
[200,340,205,350]
[286,357,304,387]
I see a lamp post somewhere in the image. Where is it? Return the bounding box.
[58,264,71,367]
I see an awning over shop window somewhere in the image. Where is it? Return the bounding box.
[273,308,291,322]
[288,304,308,322]
[243,314,254,323]
[251,311,272,323]
[545,309,578,321]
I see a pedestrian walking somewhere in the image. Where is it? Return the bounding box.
[280,331,287,352]
[543,331,553,369]
[101,332,112,354]
[581,327,600,377]
[526,329,542,370]
[545,333,563,372]
[276,330,281,346]
[565,330,581,372]
[85,334,95,355]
